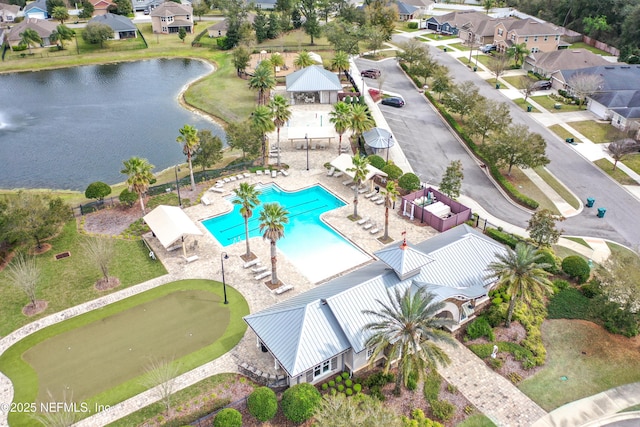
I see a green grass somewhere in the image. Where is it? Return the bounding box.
[552,244,590,261]
[563,237,590,247]
[568,42,611,56]
[504,167,560,214]
[533,166,581,210]
[423,33,458,41]
[0,221,167,336]
[502,75,529,89]
[594,158,637,185]
[448,42,471,51]
[513,98,540,113]
[529,96,583,113]
[474,54,492,67]
[621,403,640,413]
[607,241,638,258]
[456,414,497,427]
[620,153,640,176]
[520,319,640,411]
[548,124,582,143]
[1,279,249,426]
[568,121,616,143]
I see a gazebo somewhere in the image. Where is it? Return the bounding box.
[286,65,342,105]
[143,205,202,258]
[363,127,395,160]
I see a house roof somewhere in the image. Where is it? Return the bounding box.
[0,3,21,14]
[24,0,47,13]
[89,13,135,32]
[526,49,611,72]
[207,13,255,32]
[560,65,640,92]
[503,18,561,36]
[142,205,202,249]
[374,239,434,280]
[91,0,113,8]
[591,90,640,117]
[400,0,431,8]
[286,65,342,92]
[395,1,418,15]
[150,1,192,17]
[7,18,57,42]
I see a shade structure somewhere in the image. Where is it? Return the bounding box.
[143,205,202,249]
[329,153,387,181]
[363,127,394,149]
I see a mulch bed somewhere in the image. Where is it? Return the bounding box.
[22,300,48,316]
[95,277,121,291]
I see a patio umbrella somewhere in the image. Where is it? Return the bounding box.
[363,127,395,150]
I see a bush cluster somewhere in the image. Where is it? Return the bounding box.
[423,371,441,402]
[406,371,418,391]
[281,383,322,423]
[247,387,277,422]
[213,408,242,427]
[367,154,387,170]
[537,249,560,274]
[383,163,403,180]
[398,172,421,192]
[430,400,455,422]
[407,21,419,29]
[561,256,591,283]
[401,408,445,427]
[465,316,495,341]
[485,227,520,248]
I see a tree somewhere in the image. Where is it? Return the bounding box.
[412,57,437,86]
[253,10,269,43]
[121,156,155,215]
[299,0,321,44]
[267,13,281,39]
[225,120,261,159]
[19,28,42,54]
[467,99,512,143]
[251,105,276,166]
[82,238,116,286]
[258,202,289,286]
[583,15,611,37]
[141,358,181,414]
[248,62,276,105]
[442,81,480,121]
[113,0,132,15]
[567,72,604,109]
[346,153,370,219]
[330,101,352,154]
[331,50,349,74]
[176,124,200,191]
[483,0,495,14]
[233,182,261,259]
[314,393,400,426]
[486,243,553,327]
[46,0,65,16]
[431,69,451,101]
[193,1,210,21]
[599,250,640,312]
[192,129,223,171]
[363,286,454,395]
[85,181,112,202]
[52,5,69,24]
[487,53,509,84]
[381,180,399,241]
[78,0,94,19]
[439,160,464,199]
[527,209,564,247]
[607,138,640,171]
[178,27,187,42]
[232,46,251,75]
[6,254,40,311]
[520,76,539,104]
[487,124,550,175]
[50,24,75,49]
[294,50,315,69]
[365,25,386,55]
[396,38,428,70]
[269,52,285,75]
[364,0,397,41]
[325,20,363,55]
[82,22,112,47]
[506,42,529,68]
[268,94,291,166]
[221,0,249,49]
[348,103,374,144]
[281,383,321,423]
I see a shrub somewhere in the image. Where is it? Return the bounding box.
[488,357,503,369]
[321,383,328,391]
[363,371,393,388]
[547,287,592,319]
[382,163,403,180]
[353,383,362,393]
[367,154,387,170]
[341,372,350,380]
[398,172,421,192]
[407,21,418,29]
[508,372,523,384]
[85,181,112,201]
[247,387,277,422]
[328,380,335,387]
[552,279,570,292]
[430,400,455,422]
[537,249,559,273]
[213,408,242,427]
[562,256,590,283]
[345,379,353,387]
[369,385,385,401]
[119,188,137,207]
[423,371,441,402]
[581,279,601,298]
[406,371,418,391]
[337,384,345,392]
[447,383,457,394]
[465,316,495,341]
[281,383,322,423]
[485,303,507,327]
[335,375,343,384]
[346,388,353,396]
[485,227,519,248]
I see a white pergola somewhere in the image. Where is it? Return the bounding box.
[329,154,387,189]
[143,205,202,258]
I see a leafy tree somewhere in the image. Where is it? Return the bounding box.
[233,182,261,259]
[331,50,350,74]
[567,72,604,109]
[347,153,370,219]
[82,238,116,285]
[178,27,187,42]
[314,393,401,426]
[248,62,276,105]
[82,22,112,47]
[325,20,363,55]
[439,160,464,199]
[253,10,269,43]
[232,46,251,75]
[467,99,512,143]
[364,0,397,41]
[486,243,553,327]
[258,202,290,285]
[381,180,399,241]
[281,383,322,423]
[487,53,509,84]
[412,57,437,86]
[225,120,261,159]
[119,188,137,207]
[121,156,155,215]
[506,42,529,68]
[46,0,65,16]
[363,287,454,395]
[483,0,495,14]
[269,52,285,75]
[6,254,41,311]
[527,209,564,247]
[599,250,640,312]
[607,138,640,171]
[141,358,181,414]
[52,5,69,24]
[113,0,133,15]
[365,25,386,55]
[294,50,315,68]
[221,0,249,49]
[267,13,281,39]
[50,24,75,49]
[396,38,428,70]
[251,105,276,166]
[19,28,42,54]
[338,3,365,25]
[583,15,611,37]
[78,0,94,19]
[329,101,352,154]
[85,181,112,202]
[291,7,302,29]
[487,124,549,175]
[193,1,210,21]
[431,69,451,101]
[442,81,480,121]
[176,124,200,191]
[268,94,292,166]
[247,387,278,422]
[520,76,539,104]
[192,129,223,171]
[299,0,321,44]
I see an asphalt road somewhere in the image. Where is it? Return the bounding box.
[358,37,640,247]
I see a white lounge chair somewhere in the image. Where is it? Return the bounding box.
[334,171,343,178]
[357,216,369,225]
[342,179,353,186]
[369,196,381,202]
[364,191,376,199]
[252,266,268,273]
[370,226,380,234]
[243,172,251,178]
[256,170,263,175]
[363,222,374,230]
[327,167,335,176]
[375,198,385,205]
[201,196,211,206]
[274,284,294,295]
[271,170,277,178]
[243,259,260,269]
[358,187,368,194]
[281,170,289,177]
[210,187,224,194]
[255,271,271,281]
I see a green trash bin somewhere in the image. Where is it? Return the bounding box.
[586,197,595,208]
[473,66,477,72]
[527,105,532,112]
[597,207,606,218]
[495,83,501,89]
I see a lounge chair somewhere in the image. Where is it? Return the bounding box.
[333,171,343,178]
[375,198,385,205]
[370,225,380,234]
[243,172,251,178]
[358,187,368,194]
[252,266,268,273]
[281,170,289,177]
[364,191,376,199]
[363,221,374,230]
[243,259,260,269]
[255,271,270,281]
[342,179,353,186]
[201,196,211,206]
[256,170,263,175]
[271,170,277,178]
[210,187,224,194]
[357,216,369,225]
[327,167,335,176]
[369,196,381,202]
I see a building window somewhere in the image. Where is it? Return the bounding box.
[510,34,515,41]
[162,26,167,32]
[555,35,560,41]
[497,29,503,36]
[534,36,538,42]
[544,36,548,41]
[531,47,539,53]
[524,36,528,42]
[366,348,375,359]
[313,360,331,378]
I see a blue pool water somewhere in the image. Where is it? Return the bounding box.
[202,184,371,282]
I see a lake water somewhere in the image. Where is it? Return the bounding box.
[0,59,225,191]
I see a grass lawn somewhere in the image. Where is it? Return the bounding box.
[0,221,167,336]
[362,50,397,60]
[548,124,582,143]
[520,319,640,411]
[568,121,616,143]
[620,153,640,176]
[423,33,458,41]
[593,158,637,185]
[503,167,560,214]
[456,414,498,427]
[552,244,590,261]
[563,237,590,247]
[474,54,492,68]
[529,96,583,113]
[1,279,249,426]
[568,42,611,56]
[448,42,471,51]
[513,98,540,113]
[533,166,581,210]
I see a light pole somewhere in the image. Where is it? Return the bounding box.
[220,252,229,304]
[174,165,182,207]
[305,133,309,171]
[387,135,393,163]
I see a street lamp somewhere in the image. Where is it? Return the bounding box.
[220,252,229,304]
[305,133,309,171]
[387,135,393,163]
[174,165,182,207]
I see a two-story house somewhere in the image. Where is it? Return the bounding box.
[150,2,193,34]
[494,18,562,54]
[423,11,512,47]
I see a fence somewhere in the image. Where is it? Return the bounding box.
[190,397,247,427]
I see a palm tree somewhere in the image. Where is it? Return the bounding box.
[381,181,399,241]
[268,94,292,167]
[331,51,350,75]
[248,62,276,105]
[50,24,75,49]
[349,103,375,145]
[233,182,261,259]
[329,101,351,154]
[251,105,276,166]
[270,52,285,75]
[258,202,289,285]
[19,28,42,54]
[486,243,554,328]
[506,42,530,68]
[121,156,155,215]
[176,124,200,191]
[346,153,370,219]
[294,50,315,69]
[363,286,454,395]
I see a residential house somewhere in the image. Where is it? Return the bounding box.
[286,65,343,104]
[250,0,277,10]
[207,13,255,38]
[0,28,4,47]
[422,11,509,46]
[244,225,506,386]
[88,13,137,39]
[23,0,48,19]
[150,2,193,34]
[0,3,21,23]
[395,1,419,21]
[494,18,562,54]
[524,48,611,78]
[7,18,57,50]
[401,0,431,18]
[90,0,115,16]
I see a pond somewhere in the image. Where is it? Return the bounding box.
[0,59,225,191]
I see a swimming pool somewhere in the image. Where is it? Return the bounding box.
[202,183,371,283]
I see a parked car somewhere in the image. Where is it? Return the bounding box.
[532,80,552,90]
[381,97,405,108]
[480,44,496,53]
[361,69,381,79]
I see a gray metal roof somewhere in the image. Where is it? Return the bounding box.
[89,13,136,32]
[374,240,434,279]
[363,127,394,149]
[286,65,342,93]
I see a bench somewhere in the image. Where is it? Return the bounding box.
[255,271,271,280]
[243,259,260,269]
[274,284,294,295]
[185,255,199,263]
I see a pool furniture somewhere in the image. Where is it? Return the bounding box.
[357,216,369,225]
[281,170,289,177]
[327,167,335,176]
[333,171,343,178]
[243,172,251,178]
[274,284,294,295]
[375,198,385,205]
[243,259,260,269]
[255,271,271,280]
[364,191,376,199]
[256,170,263,175]
[201,196,211,206]
[271,170,277,178]
[252,266,268,273]
[369,196,381,202]
[363,221,374,230]
[342,179,353,186]
[370,225,380,234]
[185,255,199,263]
[209,187,224,194]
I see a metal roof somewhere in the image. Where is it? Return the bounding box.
[329,153,387,181]
[142,205,202,248]
[396,2,418,15]
[363,127,394,149]
[286,65,342,93]
[374,240,434,280]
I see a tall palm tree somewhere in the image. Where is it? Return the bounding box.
[363,286,454,395]
[248,62,276,105]
[251,105,276,166]
[346,153,370,219]
[176,124,200,191]
[19,28,42,54]
[268,94,292,167]
[293,50,315,69]
[331,50,350,75]
[258,202,289,285]
[381,180,399,240]
[121,156,155,215]
[329,101,351,154]
[486,243,554,328]
[233,182,261,259]
[349,103,375,145]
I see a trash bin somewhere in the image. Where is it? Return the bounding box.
[495,83,501,89]
[597,207,606,218]
[586,197,595,208]
[565,138,574,143]
[444,47,447,52]
[527,105,532,112]
[473,66,477,72]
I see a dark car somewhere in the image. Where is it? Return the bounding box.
[360,69,381,79]
[381,97,405,108]
[532,80,552,90]
[480,44,497,53]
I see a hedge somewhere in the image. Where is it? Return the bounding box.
[485,227,520,248]
[398,172,421,192]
